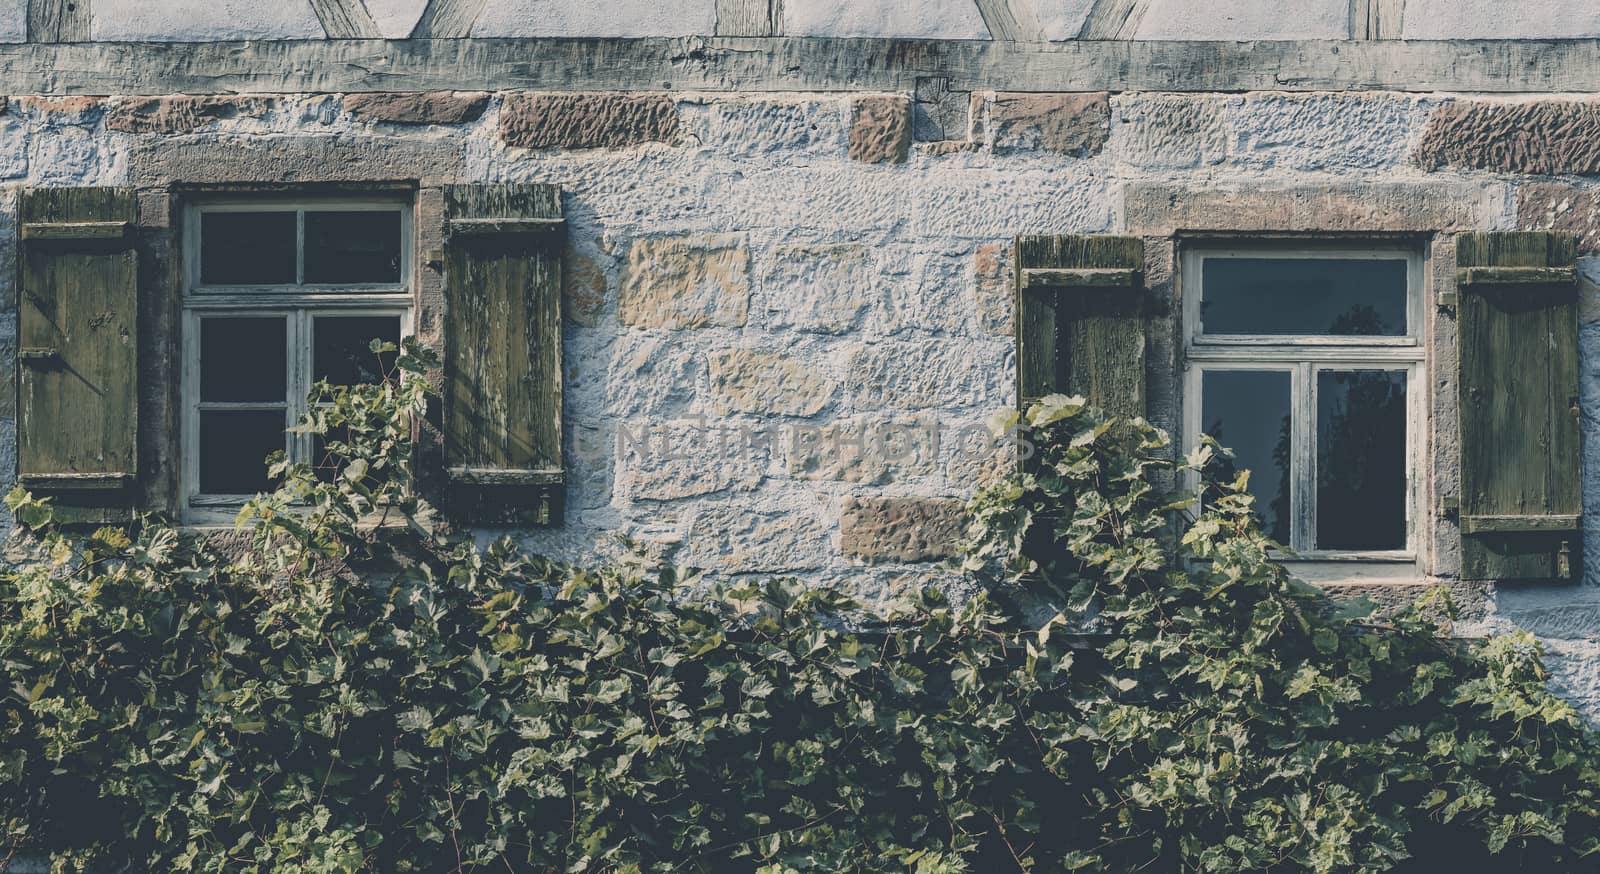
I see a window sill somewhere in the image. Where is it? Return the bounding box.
[1279,558,1421,586]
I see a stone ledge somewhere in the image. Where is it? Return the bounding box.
[1317,578,1490,621]
[130,136,465,185]
[1125,181,1507,236]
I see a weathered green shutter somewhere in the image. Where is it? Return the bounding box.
[17,188,139,510]
[1456,231,1581,582]
[442,184,564,525]
[1015,235,1146,416]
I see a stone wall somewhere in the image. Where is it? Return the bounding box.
[4,88,1600,711]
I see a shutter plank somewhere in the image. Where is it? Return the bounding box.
[442,184,564,525]
[1015,234,1145,417]
[18,188,138,510]
[1456,231,1581,581]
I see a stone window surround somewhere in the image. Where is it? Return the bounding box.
[130,136,461,518]
[1126,180,1499,609]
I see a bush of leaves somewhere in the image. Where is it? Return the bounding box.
[2,340,1600,873]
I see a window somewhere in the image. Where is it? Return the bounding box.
[181,200,413,520]
[1181,245,1424,567]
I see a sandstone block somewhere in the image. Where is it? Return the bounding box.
[1125,181,1504,236]
[849,95,911,164]
[500,93,679,150]
[1518,183,1600,254]
[974,242,1014,335]
[1414,100,1600,175]
[619,234,751,329]
[343,92,490,125]
[786,417,938,483]
[762,243,875,334]
[709,349,836,416]
[107,95,275,134]
[989,92,1110,157]
[1112,94,1228,170]
[131,137,464,186]
[841,497,966,563]
[563,246,609,327]
[686,501,832,572]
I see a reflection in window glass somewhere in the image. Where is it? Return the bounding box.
[201,212,297,285]
[1201,258,1408,337]
[304,211,404,284]
[1202,370,1292,544]
[1317,371,1407,551]
[200,409,285,495]
[200,317,286,402]
[314,316,401,385]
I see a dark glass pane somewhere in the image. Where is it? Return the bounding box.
[200,212,297,285]
[1317,370,1407,551]
[200,317,286,402]
[314,316,401,386]
[1201,258,1408,336]
[199,409,285,495]
[1202,370,1293,544]
[303,211,404,284]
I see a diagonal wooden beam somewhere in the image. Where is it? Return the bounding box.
[972,0,1046,41]
[28,0,91,42]
[715,0,782,36]
[410,0,488,38]
[1078,0,1149,39]
[1351,0,1405,39]
[309,0,383,39]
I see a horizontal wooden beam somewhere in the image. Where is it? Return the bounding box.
[1462,514,1581,535]
[2,38,1600,95]
[21,220,131,241]
[1457,265,1578,286]
[1022,267,1140,289]
[448,467,565,486]
[447,217,566,235]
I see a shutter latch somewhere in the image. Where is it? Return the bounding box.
[1559,540,1575,579]
[18,347,61,366]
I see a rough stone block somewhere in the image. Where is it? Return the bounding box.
[1124,181,1506,235]
[1415,100,1600,175]
[1518,183,1600,255]
[846,338,1010,412]
[1228,93,1424,172]
[473,0,716,36]
[709,349,836,416]
[0,114,28,180]
[974,242,1014,335]
[786,417,938,483]
[1111,94,1229,170]
[762,243,876,335]
[563,245,609,327]
[840,497,966,563]
[849,95,911,164]
[786,0,989,38]
[107,96,275,134]
[1136,0,1350,39]
[619,234,750,329]
[685,500,832,572]
[681,97,847,159]
[1404,0,1600,38]
[1319,579,1491,622]
[615,418,766,500]
[500,93,679,150]
[343,92,490,126]
[989,92,1110,157]
[92,0,325,40]
[606,334,700,417]
[131,136,464,186]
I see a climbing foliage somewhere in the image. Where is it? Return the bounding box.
[2,342,1600,872]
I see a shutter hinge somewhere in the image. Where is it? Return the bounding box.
[1558,539,1575,579]
[1435,289,1457,308]
[18,347,61,366]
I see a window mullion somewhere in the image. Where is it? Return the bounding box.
[1293,362,1316,553]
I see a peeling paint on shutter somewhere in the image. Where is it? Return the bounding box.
[442,184,564,525]
[1456,231,1581,582]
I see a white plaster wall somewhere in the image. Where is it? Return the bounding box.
[472,0,717,37]
[0,0,23,43]
[92,0,325,41]
[365,0,429,39]
[1404,0,1600,39]
[1135,0,1351,40]
[784,0,991,39]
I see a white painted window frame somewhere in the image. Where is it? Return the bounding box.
[180,199,415,525]
[1180,244,1427,581]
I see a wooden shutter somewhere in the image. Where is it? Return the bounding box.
[17,188,139,509]
[1015,235,1146,416]
[1456,232,1581,582]
[442,184,564,525]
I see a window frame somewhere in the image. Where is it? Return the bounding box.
[1180,243,1427,576]
[179,197,416,524]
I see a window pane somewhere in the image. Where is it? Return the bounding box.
[314,316,401,385]
[1201,258,1408,337]
[200,212,297,285]
[199,409,285,495]
[200,317,286,402]
[1317,370,1407,551]
[303,211,404,284]
[1202,370,1292,544]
